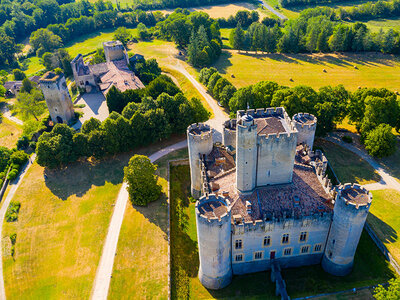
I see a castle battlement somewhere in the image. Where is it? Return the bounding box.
[196,194,231,223]
[257,131,297,142]
[293,113,317,130]
[187,123,213,141]
[336,183,372,209]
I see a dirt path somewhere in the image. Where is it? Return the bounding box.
[0,105,23,126]
[259,0,287,20]
[0,155,36,300]
[325,134,400,192]
[90,63,227,300]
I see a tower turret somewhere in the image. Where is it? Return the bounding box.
[187,123,213,199]
[223,119,236,150]
[236,113,257,194]
[40,71,74,124]
[322,184,372,276]
[196,194,232,289]
[293,113,317,149]
[103,41,129,64]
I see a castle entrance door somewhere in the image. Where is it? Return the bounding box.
[270,251,276,260]
[56,116,63,123]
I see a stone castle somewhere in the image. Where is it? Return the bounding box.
[187,107,372,290]
[71,40,144,95]
[40,71,74,124]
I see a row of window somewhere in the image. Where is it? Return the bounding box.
[235,232,309,250]
[234,244,323,262]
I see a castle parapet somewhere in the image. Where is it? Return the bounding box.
[293,113,317,149]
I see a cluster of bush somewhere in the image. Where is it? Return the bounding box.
[200,67,400,157]
[130,57,162,85]
[216,9,262,28]
[230,8,400,54]
[36,73,209,169]
[0,147,29,186]
[5,201,21,222]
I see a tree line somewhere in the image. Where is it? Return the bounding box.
[229,8,400,54]
[36,73,210,169]
[200,67,400,158]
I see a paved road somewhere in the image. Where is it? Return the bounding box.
[325,135,400,192]
[0,106,23,126]
[0,154,36,300]
[259,0,287,20]
[90,64,227,300]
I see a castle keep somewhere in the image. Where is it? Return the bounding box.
[187,107,372,290]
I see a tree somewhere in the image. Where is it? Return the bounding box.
[124,155,162,206]
[106,86,124,113]
[230,22,245,51]
[92,48,106,64]
[365,124,396,158]
[137,23,150,40]
[30,28,62,56]
[81,117,101,134]
[113,27,131,47]
[374,278,400,300]
[14,90,46,121]
[20,78,34,94]
[13,69,26,81]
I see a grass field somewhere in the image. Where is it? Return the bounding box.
[1,134,185,299]
[155,2,271,19]
[0,118,22,149]
[169,164,395,299]
[314,139,380,185]
[108,148,188,299]
[19,57,45,77]
[368,189,400,264]
[214,50,400,91]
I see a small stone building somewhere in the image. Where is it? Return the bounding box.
[39,71,74,124]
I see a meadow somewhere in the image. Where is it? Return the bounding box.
[213,50,400,91]
[108,148,188,299]
[169,164,395,299]
[0,118,22,149]
[1,136,185,299]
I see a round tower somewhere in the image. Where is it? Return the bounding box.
[187,123,213,199]
[322,184,372,276]
[223,119,236,150]
[293,113,317,149]
[196,194,232,289]
[236,114,258,194]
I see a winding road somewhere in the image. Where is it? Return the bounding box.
[259,0,287,20]
[90,63,228,300]
[325,134,400,192]
[0,106,23,126]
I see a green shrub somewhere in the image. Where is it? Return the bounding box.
[342,135,353,143]
[6,201,21,222]
[10,150,29,165]
[7,169,19,181]
[365,124,396,158]
[9,233,17,258]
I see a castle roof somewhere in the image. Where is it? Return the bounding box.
[340,186,370,205]
[255,116,286,135]
[40,71,63,83]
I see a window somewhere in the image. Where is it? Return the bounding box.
[283,248,292,256]
[263,236,271,247]
[299,232,308,242]
[254,251,263,260]
[301,246,310,254]
[314,244,322,252]
[235,254,243,262]
[235,239,242,249]
[282,234,289,244]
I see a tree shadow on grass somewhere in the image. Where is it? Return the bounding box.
[213,52,233,75]
[367,213,397,245]
[132,192,169,238]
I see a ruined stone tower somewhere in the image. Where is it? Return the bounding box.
[40,71,74,124]
[322,184,372,276]
[196,194,232,289]
[187,123,213,199]
[293,113,317,149]
[103,41,129,64]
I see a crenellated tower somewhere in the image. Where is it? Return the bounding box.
[196,194,232,289]
[293,113,317,149]
[322,184,372,276]
[187,123,213,199]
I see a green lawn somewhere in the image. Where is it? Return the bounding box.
[314,139,380,185]
[65,28,138,58]
[368,189,400,264]
[19,57,45,77]
[0,118,22,148]
[213,50,400,91]
[169,164,395,299]
[108,148,188,299]
[2,135,185,299]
